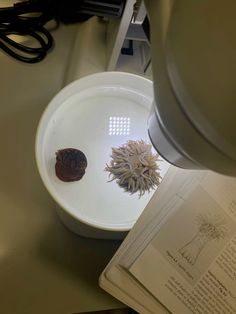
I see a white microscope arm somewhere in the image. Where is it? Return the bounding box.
[145,0,236,175]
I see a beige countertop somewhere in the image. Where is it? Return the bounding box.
[0,24,123,314]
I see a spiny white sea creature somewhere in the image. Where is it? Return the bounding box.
[105,140,162,197]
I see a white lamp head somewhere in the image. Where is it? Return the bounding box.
[146,0,236,175]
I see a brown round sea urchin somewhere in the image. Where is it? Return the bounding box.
[105,140,162,197]
[55,148,87,182]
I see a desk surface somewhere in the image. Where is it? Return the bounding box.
[0,24,123,314]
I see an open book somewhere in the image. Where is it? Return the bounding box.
[99,167,236,314]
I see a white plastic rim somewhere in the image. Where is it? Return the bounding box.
[35,72,169,232]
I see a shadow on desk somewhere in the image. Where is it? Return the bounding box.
[76,309,132,314]
[0,104,124,313]
[36,207,122,287]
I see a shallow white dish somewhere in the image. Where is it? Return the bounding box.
[35,72,169,239]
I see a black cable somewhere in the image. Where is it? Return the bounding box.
[0,27,53,63]
[0,1,54,63]
[0,0,125,63]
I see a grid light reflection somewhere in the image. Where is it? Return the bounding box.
[109,116,130,136]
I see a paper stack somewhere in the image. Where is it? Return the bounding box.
[100,167,236,314]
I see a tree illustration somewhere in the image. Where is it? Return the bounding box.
[178,213,228,265]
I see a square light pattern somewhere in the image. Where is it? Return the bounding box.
[109,116,130,136]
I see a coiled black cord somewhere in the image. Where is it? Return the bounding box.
[0,1,55,63]
[0,0,125,63]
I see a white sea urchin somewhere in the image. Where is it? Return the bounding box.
[105,140,162,197]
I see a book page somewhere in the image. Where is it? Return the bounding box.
[100,167,184,314]
[100,168,206,313]
[128,173,236,314]
[120,170,206,269]
[100,264,169,314]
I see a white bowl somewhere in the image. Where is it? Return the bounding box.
[35,72,169,239]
